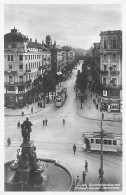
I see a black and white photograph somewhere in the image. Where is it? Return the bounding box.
[1,0,126,193]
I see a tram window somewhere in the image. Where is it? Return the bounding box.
[113,140,116,145]
[108,140,112,145]
[96,139,100,144]
[91,139,94,143]
[104,140,107,144]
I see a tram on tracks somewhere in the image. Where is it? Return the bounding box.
[82,132,122,153]
[55,88,67,107]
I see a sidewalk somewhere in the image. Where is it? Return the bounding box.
[77,88,122,122]
[4,96,53,116]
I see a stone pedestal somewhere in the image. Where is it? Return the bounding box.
[20,140,34,158]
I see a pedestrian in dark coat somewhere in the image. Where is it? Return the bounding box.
[73,144,77,154]
[45,119,48,126]
[76,176,80,186]
[82,171,86,184]
[43,120,45,126]
[91,94,92,99]
[85,160,88,172]
[63,119,65,126]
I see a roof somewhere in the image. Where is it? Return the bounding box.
[4,28,28,43]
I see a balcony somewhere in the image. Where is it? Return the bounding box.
[110,71,120,75]
[99,70,108,75]
[26,69,31,73]
[4,70,17,75]
[4,79,32,86]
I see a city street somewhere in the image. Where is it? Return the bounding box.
[4,62,122,190]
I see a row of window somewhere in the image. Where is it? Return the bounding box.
[103,38,117,49]
[7,54,47,61]
[103,77,117,85]
[91,138,116,145]
[8,61,41,71]
[103,65,117,71]
[103,53,117,60]
[9,76,23,83]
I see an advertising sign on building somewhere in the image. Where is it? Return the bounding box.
[103,90,107,97]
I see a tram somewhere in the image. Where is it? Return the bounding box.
[82,132,122,153]
[55,88,67,107]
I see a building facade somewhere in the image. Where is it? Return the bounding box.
[99,30,122,112]
[4,28,51,108]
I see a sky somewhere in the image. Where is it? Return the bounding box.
[4,4,122,50]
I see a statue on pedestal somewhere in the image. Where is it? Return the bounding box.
[21,117,33,142]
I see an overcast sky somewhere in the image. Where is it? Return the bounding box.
[4,4,122,50]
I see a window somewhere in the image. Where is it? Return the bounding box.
[112,54,116,60]
[9,65,12,69]
[37,62,38,67]
[9,76,12,83]
[104,54,107,60]
[19,76,23,83]
[19,55,23,61]
[31,62,32,69]
[35,55,36,59]
[33,62,34,69]
[112,65,116,71]
[25,56,27,60]
[29,55,30,60]
[8,55,10,61]
[103,77,106,85]
[96,139,101,144]
[11,43,16,48]
[35,62,36,68]
[104,39,107,49]
[91,139,94,143]
[113,39,116,49]
[111,78,117,85]
[26,64,28,71]
[113,140,116,145]
[104,65,107,71]
[33,55,34,60]
[29,63,30,69]
[31,55,32,60]
[103,140,107,144]
[11,55,13,61]
[108,140,112,145]
[19,65,23,71]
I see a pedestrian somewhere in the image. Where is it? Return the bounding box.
[17,121,20,128]
[99,167,104,179]
[31,107,33,113]
[7,137,11,147]
[73,144,77,154]
[45,118,48,126]
[91,94,92,99]
[22,111,24,116]
[85,160,88,172]
[76,175,80,186]
[63,119,65,126]
[82,171,86,184]
[43,120,45,126]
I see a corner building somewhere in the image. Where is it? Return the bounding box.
[99,30,122,112]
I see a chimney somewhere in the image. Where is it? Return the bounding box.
[35,38,37,43]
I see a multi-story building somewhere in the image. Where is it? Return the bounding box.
[4,27,51,108]
[99,30,122,112]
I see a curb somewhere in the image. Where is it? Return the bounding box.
[4,100,53,117]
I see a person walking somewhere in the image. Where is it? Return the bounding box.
[7,137,11,147]
[22,111,24,116]
[73,144,77,154]
[91,94,92,99]
[82,171,86,184]
[76,176,80,186]
[17,121,20,128]
[45,119,48,126]
[85,160,88,172]
[99,167,104,179]
[63,119,65,126]
[43,120,45,126]
[31,107,33,113]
